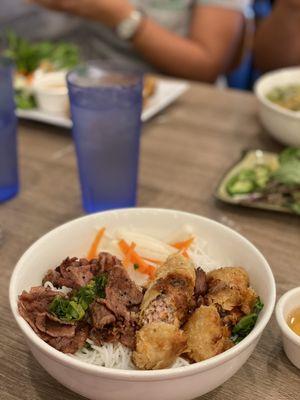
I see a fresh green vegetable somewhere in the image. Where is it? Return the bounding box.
[15,89,37,110]
[3,31,80,75]
[231,297,264,344]
[279,147,300,165]
[291,202,300,215]
[273,159,300,186]
[227,179,255,195]
[226,169,255,195]
[49,273,108,322]
[272,148,300,187]
[49,296,85,322]
[255,165,271,188]
[226,165,271,196]
[225,148,300,214]
[133,263,139,270]
[253,297,264,314]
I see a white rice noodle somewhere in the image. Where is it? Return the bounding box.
[73,340,135,370]
[72,340,190,370]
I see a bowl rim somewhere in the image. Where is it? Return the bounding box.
[254,66,300,119]
[276,287,300,346]
[9,207,276,381]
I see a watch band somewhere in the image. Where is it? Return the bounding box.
[115,10,144,41]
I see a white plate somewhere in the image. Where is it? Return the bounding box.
[16,78,189,128]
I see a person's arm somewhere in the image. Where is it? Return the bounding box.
[133,6,244,82]
[29,0,245,82]
[254,0,300,71]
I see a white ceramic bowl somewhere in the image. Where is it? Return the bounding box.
[254,67,300,147]
[33,70,69,116]
[9,208,276,400]
[276,287,300,369]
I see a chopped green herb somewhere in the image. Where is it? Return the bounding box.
[134,263,139,270]
[49,296,85,322]
[94,274,108,298]
[73,281,97,311]
[49,273,108,322]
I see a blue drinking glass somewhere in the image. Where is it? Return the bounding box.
[0,58,19,202]
[67,63,143,213]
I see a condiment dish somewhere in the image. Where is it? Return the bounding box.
[276,287,300,369]
[32,70,69,116]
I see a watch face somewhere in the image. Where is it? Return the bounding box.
[130,0,192,36]
[117,11,142,40]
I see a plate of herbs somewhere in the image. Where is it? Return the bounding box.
[216,147,300,215]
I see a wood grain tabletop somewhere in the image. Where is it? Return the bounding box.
[1,83,299,400]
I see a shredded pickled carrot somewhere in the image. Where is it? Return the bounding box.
[123,242,136,268]
[171,237,194,250]
[142,257,163,265]
[87,227,105,260]
[118,239,156,278]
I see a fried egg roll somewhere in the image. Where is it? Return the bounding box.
[132,253,196,370]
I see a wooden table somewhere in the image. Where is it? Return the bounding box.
[1,83,299,400]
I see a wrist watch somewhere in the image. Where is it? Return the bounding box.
[115,10,144,41]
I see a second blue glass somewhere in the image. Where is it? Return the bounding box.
[67,63,143,213]
[0,58,19,203]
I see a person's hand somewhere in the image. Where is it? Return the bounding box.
[29,0,134,28]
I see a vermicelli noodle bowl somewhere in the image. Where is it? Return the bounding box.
[9,209,276,400]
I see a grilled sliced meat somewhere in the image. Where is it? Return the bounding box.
[48,323,89,354]
[42,252,123,289]
[18,286,87,353]
[90,300,116,329]
[104,265,143,321]
[35,313,76,338]
[195,268,207,298]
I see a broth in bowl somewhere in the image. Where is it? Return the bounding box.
[267,84,300,112]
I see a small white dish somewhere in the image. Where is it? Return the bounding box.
[32,70,69,117]
[276,287,300,369]
[254,67,300,147]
